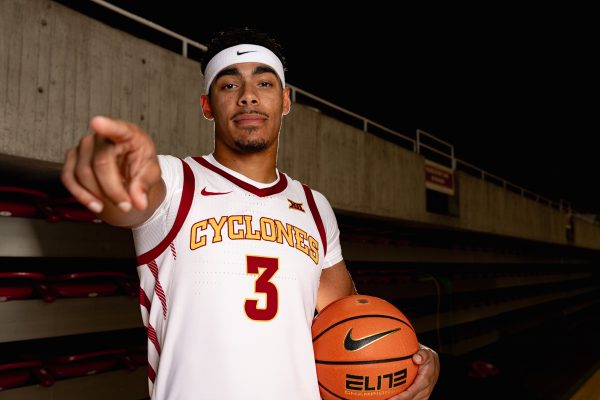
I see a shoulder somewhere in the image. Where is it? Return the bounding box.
[157,154,184,165]
[310,189,331,208]
[285,175,334,215]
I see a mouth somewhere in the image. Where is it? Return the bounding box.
[232,112,268,125]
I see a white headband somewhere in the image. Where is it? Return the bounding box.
[203,44,285,93]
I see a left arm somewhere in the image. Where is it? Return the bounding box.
[311,191,439,398]
[316,260,356,312]
[316,262,440,400]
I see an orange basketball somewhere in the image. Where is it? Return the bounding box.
[312,295,419,400]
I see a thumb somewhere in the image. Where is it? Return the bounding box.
[90,116,136,143]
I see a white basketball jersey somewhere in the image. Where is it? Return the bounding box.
[132,154,343,400]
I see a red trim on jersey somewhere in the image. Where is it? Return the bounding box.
[148,260,168,320]
[146,324,161,355]
[140,287,151,311]
[192,156,288,197]
[136,159,195,266]
[148,363,156,383]
[169,242,177,260]
[302,184,327,256]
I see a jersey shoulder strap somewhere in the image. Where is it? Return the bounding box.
[301,184,327,257]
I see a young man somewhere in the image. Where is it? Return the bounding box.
[61,28,439,400]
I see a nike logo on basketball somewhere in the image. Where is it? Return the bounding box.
[344,328,401,351]
[201,187,232,196]
[237,50,257,55]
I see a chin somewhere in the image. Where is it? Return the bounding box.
[234,140,270,153]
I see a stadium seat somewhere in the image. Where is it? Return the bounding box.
[43,349,127,380]
[0,186,50,219]
[40,271,132,302]
[0,360,53,390]
[48,196,102,224]
[0,272,46,302]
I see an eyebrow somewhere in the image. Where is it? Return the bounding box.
[254,66,277,76]
[213,66,278,83]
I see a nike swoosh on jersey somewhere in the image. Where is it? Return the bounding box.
[201,187,232,196]
[343,327,401,351]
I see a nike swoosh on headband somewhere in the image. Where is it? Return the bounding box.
[237,50,257,55]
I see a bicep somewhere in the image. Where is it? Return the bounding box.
[316,260,356,312]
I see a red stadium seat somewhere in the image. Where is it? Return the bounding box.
[123,345,147,371]
[0,360,53,390]
[0,186,49,219]
[44,349,127,380]
[468,360,500,378]
[0,272,46,302]
[48,196,102,224]
[40,272,131,302]
[122,273,141,298]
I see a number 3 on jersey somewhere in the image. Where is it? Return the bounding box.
[245,255,279,321]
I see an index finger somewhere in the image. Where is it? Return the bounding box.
[90,116,135,143]
[91,134,133,211]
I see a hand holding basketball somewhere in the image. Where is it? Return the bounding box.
[61,116,161,220]
[387,343,440,400]
[312,295,426,400]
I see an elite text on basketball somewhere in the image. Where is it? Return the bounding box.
[345,368,407,393]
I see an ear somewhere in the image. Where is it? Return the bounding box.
[201,95,214,120]
[282,87,292,116]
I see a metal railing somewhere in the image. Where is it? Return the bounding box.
[90,0,207,56]
[88,0,574,215]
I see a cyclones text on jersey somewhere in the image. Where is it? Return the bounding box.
[190,215,320,264]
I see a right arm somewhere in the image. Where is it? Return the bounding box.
[61,116,165,228]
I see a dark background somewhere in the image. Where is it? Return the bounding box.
[55,1,599,214]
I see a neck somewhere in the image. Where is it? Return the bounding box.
[213,142,278,184]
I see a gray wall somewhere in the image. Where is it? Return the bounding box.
[2,0,598,251]
[279,106,426,219]
[0,0,212,160]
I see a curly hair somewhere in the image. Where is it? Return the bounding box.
[200,27,287,75]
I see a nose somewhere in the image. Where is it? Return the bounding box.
[238,84,259,107]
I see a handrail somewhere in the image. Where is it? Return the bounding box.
[419,143,453,161]
[89,0,207,56]
[86,0,576,216]
[418,128,453,148]
[456,158,566,210]
[289,86,417,147]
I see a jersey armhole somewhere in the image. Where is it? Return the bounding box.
[302,184,327,257]
[136,159,195,266]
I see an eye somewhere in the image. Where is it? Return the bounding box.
[222,83,237,90]
[258,81,273,88]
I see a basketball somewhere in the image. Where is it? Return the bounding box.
[312,295,419,400]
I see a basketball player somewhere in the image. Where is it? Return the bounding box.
[61,28,439,400]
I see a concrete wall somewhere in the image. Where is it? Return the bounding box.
[279,107,426,219]
[2,0,599,251]
[574,215,600,250]
[416,172,567,245]
[456,173,566,244]
[0,0,212,161]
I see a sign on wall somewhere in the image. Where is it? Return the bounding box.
[425,160,455,195]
